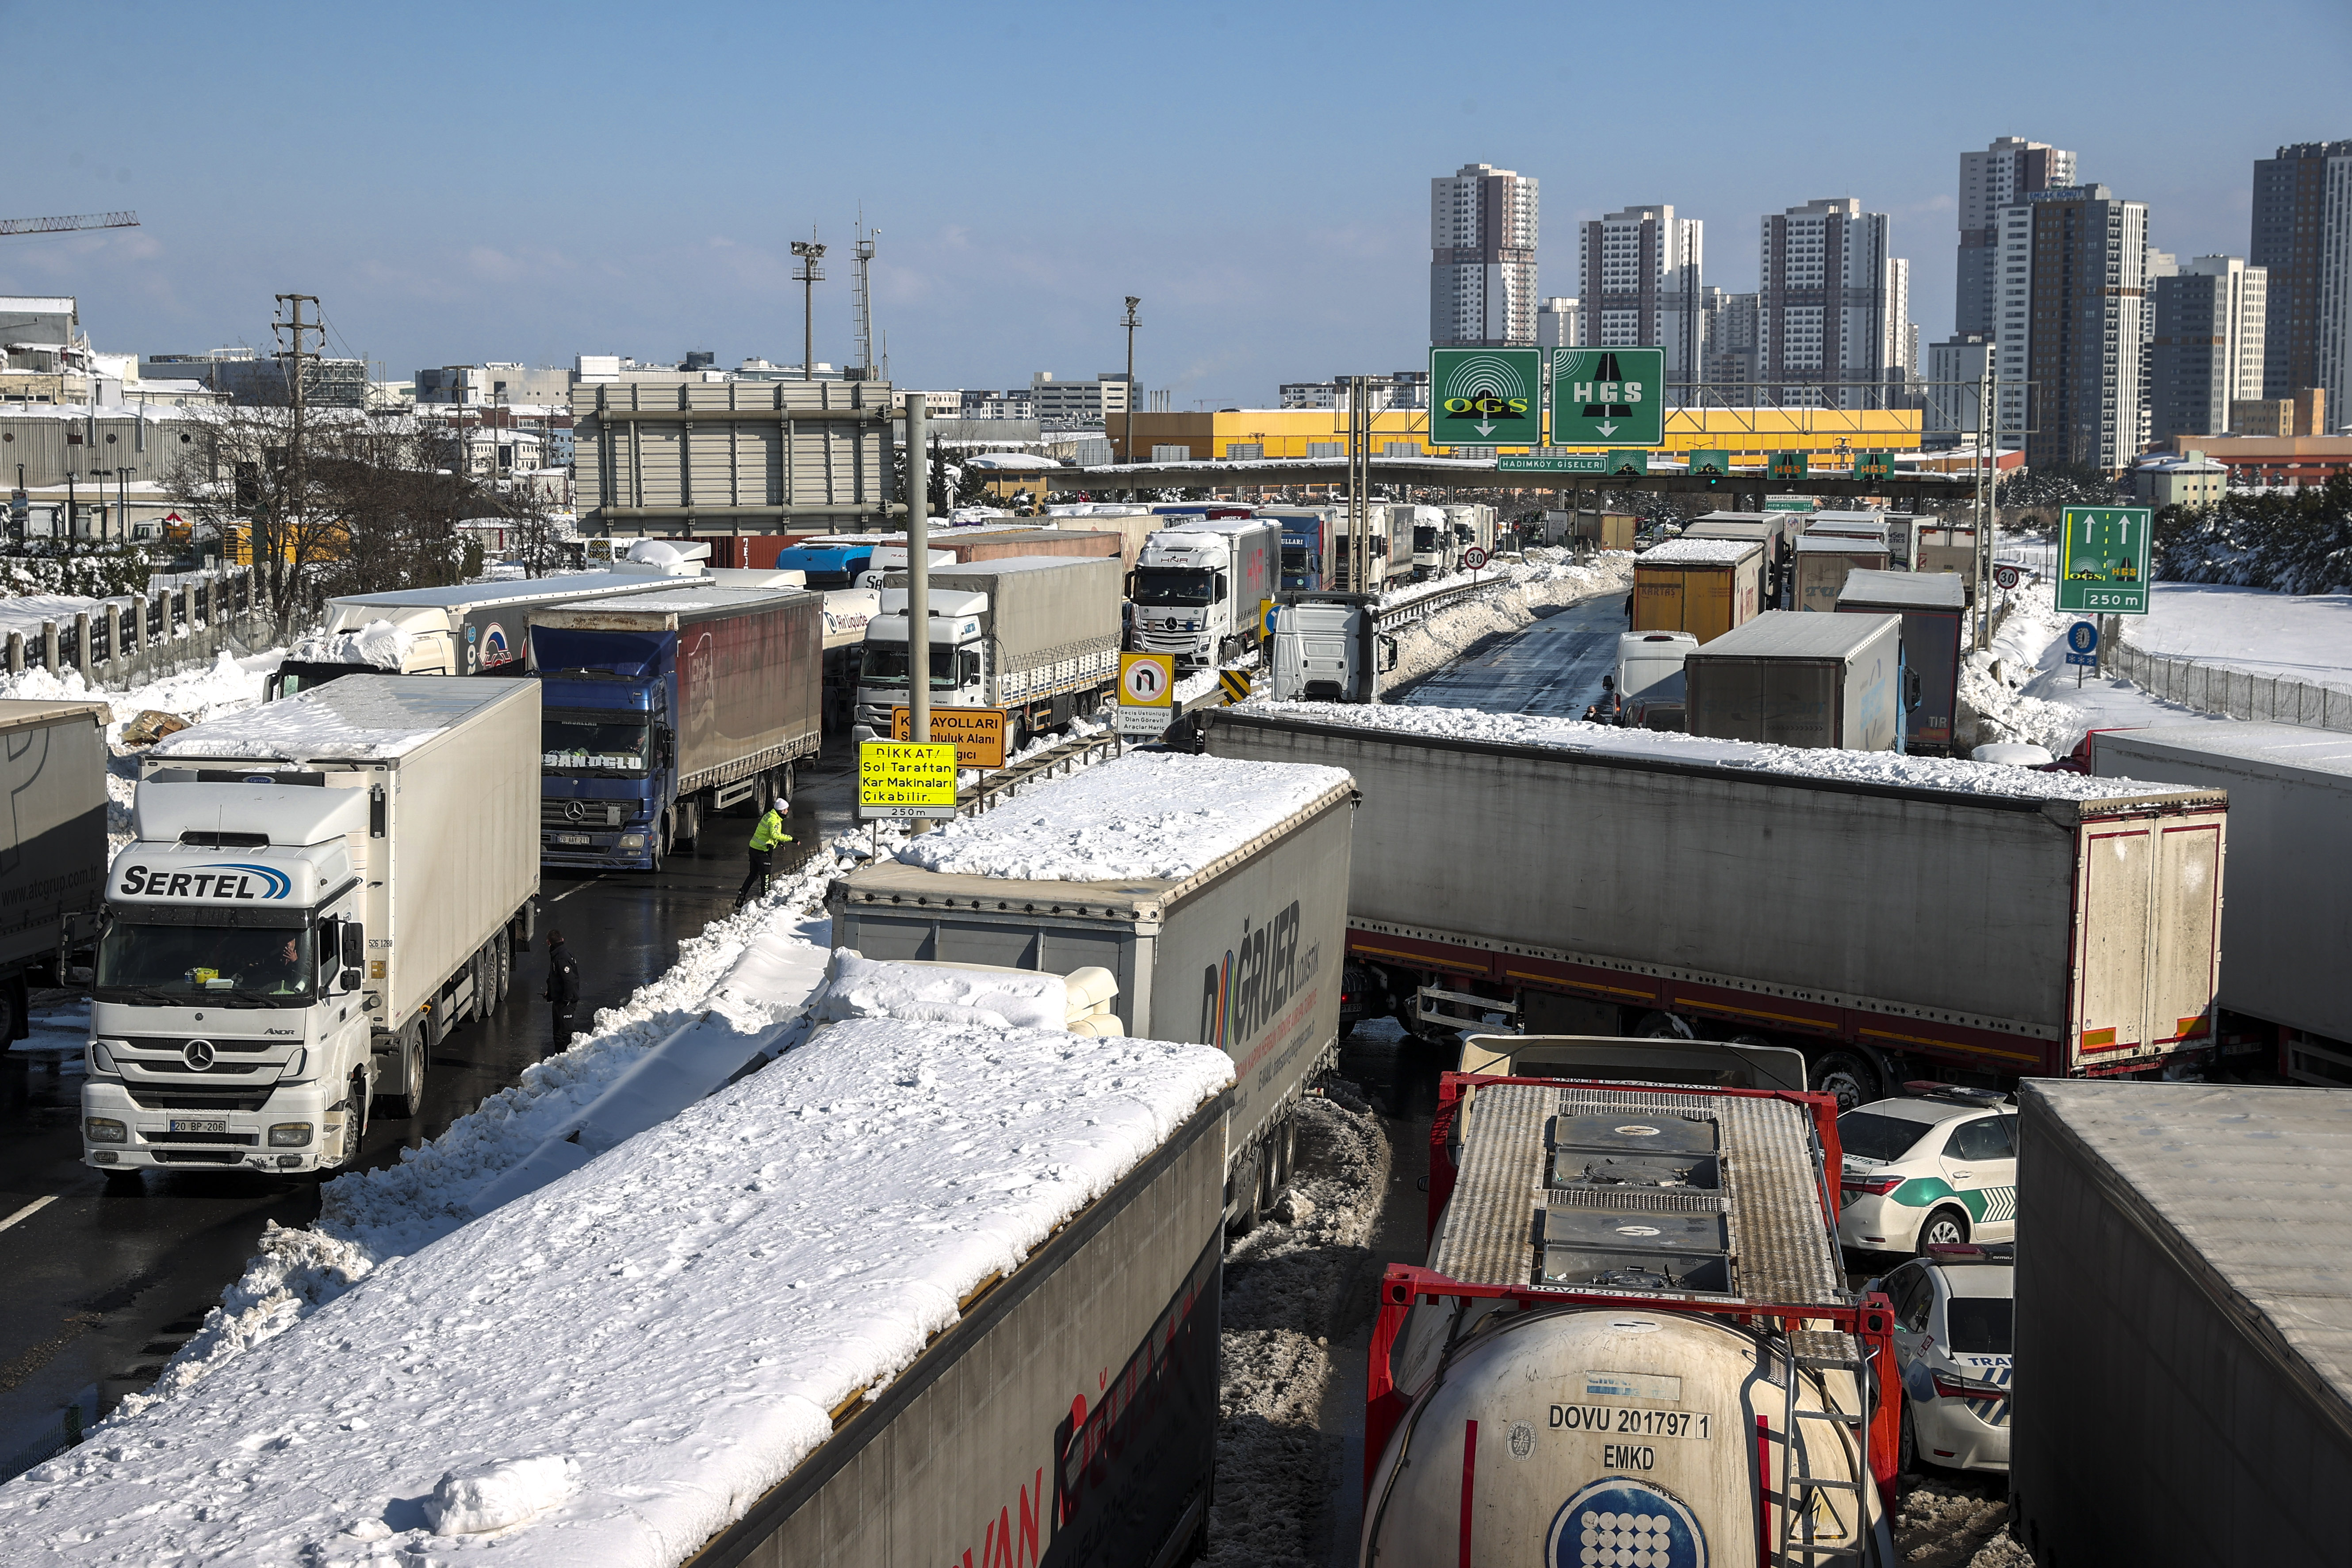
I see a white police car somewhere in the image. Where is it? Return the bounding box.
[1873,1244,2015,1473]
[1835,1084,2017,1257]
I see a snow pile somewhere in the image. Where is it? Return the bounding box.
[1633,536,1760,566]
[809,949,1068,1031]
[1895,1475,2035,1566]
[1245,699,2197,801]
[1208,1082,1391,1566]
[1959,579,2224,755]
[1383,548,1633,689]
[895,751,1350,882]
[0,1018,1234,1566]
[287,616,414,671]
[146,676,473,761]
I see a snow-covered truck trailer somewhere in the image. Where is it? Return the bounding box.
[0,700,108,1038]
[15,1016,1232,1568]
[2011,1080,2352,1568]
[86,679,540,1182]
[266,572,665,700]
[827,752,1355,1226]
[1362,1043,1897,1568]
[1197,703,2229,1108]
[2093,722,2352,1079]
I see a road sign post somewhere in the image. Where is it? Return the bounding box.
[2055,507,2152,615]
[891,705,1008,769]
[2065,620,2100,686]
[1115,651,1176,739]
[1547,348,1664,448]
[1429,348,1542,449]
[857,740,959,820]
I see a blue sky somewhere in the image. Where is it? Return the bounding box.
[4,0,2346,409]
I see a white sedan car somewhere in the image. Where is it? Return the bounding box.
[1873,1246,2015,1472]
[1835,1086,2018,1257]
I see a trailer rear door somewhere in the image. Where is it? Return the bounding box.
[2069,806,2226,1070]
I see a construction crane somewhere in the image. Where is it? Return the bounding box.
[0,211,140,238]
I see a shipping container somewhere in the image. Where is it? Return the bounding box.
[1792,533,1892,612]
[0,700,108,1036]
[1631,537,1766,644]
[2092,723,2352,1074]
[1198,705,2229,1105]
[1685,610,1904,752]
[1838,570,1967,752]
[2011,1081,2352,1568]
[828,754,1355,1223]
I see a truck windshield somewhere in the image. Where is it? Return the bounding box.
[95,922,316,1006]
[1133,567,1217,606]
[859,642,967,689]
[543,709,651,773]
[1413,525,1440,551]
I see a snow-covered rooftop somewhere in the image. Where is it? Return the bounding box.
[149,675,529,761]
[893,751,1352,882]
[1237,701,2203,801]
[1637,537,1761,566]
[0,1016,1232,1565]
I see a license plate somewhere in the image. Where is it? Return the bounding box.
[171,1119,227,1135]
[556,833,591,846]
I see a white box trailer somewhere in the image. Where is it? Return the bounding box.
[2011,1080,2352,1568]
[0,700,109,1036]
[1683,610,1905,752]
[2093,722,2352,1073]
[1199,704,2229,1106]
[86,678,541,1179]
[827,752,1356,1224]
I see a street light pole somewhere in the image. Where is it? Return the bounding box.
[792,238,827,382]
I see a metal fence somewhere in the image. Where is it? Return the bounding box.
[2,566,273,693]
[2109,640,2352,732]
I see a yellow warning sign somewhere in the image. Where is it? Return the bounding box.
[1219,669,1254,704]
[891,706,1008,769]
[857,740,959,820]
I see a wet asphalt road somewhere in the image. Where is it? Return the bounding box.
[1400,593,1627,716]
[0,743,859,1479]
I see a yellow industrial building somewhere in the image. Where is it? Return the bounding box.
[1115,406,1921,469]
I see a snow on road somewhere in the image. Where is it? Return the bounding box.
[0,1017,1233,1568]
[1383,548,1632,691]
[1962,583,2233,756]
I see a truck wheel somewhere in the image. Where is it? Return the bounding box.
[493,933,512,1004]
[1808,1048,1882,1112]
[1917,1207,1970,1255]
[675,798,701,848]
[649,815,667,874]
[378,1022,426,1118]
[1226,1148,1263,1235]
[341,1068,370,1162]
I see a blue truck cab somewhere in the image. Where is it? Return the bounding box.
[775,541,878,590]
[529,586,824,871]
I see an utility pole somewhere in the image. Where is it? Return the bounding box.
[1347,376,1372,591]
[1120,297,1141,463]
[791,235,827,382]
[905,393,931,834]
[272,293,323,600]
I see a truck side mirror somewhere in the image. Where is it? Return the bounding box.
[341,921,365,989]
[1379,635,1398,672]
[1905,666,1923,711]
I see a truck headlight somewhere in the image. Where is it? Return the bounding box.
[620,832,646,850]
[268,1123,314,1148]
[86,1117,127,1144]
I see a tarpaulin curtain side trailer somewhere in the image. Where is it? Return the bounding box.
[0,700,109,1035]
[1198,709,2227,1100]
[688,1094,1228,1568]
[2011,1081,2352,1568]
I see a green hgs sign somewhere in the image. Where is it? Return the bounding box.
[1429,349,1542,447]
[2057,506,2153,615]
[1549,347,1664,447]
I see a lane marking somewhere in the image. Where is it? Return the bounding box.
[0,1195,58,1234]
[548,876,608,905]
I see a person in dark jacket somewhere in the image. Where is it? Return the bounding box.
[544,930,581,1049]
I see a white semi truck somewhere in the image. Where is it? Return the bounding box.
[1127,517,1279,669]
[81,677,540,1187]
[856,554,1124,748]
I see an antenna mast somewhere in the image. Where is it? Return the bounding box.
[851,213,879,381]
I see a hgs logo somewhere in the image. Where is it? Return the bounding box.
[116,863,293,901]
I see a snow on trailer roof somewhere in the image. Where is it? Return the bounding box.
[324,571,656,610]
[2100,721,2352,781]
[1795,532,1888,555]
[148,675,532,762]
[1236,701,2210,803]
[1635,537,1762,566]
[1837,569,1968,611]
[1686,609,1900,661]
[529,584,810,619]
[0,1017,1231,1566]
[2021,1081,2352,1415]
[892,751,1352,884]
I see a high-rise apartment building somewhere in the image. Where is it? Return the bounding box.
[2150,257,2268,441]
[1995,185,2149,471]
[1536,297,1581,349]
[1957,137,2076,339]
[1925,334,1993,444]
[1699,288,1759,392]
[1756,198,1910,409]
[1575,205,1703,397]
[1430,163,1540,348]
[2250,141,2352,425]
